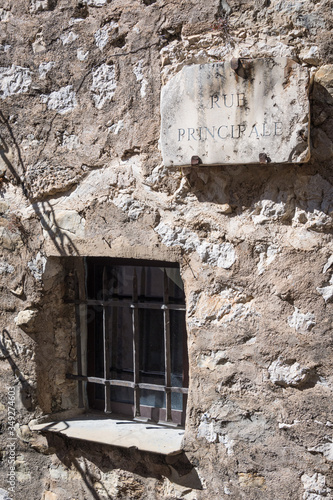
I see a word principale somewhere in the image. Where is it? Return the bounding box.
[178,122,283,142]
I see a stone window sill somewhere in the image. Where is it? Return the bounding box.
[30,412,185,456]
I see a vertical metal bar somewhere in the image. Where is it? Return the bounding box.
[74,271,84,408]
[103,266,111,413]
[182,308,189,427]
[132,268,140,417]
[110,268,118,385]
[163,269,172,422]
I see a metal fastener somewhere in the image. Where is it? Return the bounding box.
[191,156,202,166]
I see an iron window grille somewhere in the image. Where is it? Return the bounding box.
[67,258,188,427]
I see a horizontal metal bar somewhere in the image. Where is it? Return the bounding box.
[66,374,107,384]
[66,374,189,393]
[139,383,188,394]
[64,299,186,311]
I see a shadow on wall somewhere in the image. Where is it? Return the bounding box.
[45,432,202,498]
[0,329,35,410]
[0,110,79,256]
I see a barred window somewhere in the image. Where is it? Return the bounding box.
[68,258,188,427]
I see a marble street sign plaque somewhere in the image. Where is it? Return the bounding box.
[160,58,310,166]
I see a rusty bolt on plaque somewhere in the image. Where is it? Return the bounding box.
[191,156,202,166]
[231,58,240,71]
[259,152,270,164]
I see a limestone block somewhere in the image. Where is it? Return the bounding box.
[15,424,32,442]
[41,86,77,114]
[301,473,332,499]
[323,255,333,273]
[0,9,12,22]
[0,226,23,251]
[161,58,310,166]
[314,64,333,97]
[197,350,229,369]
[0,261,14,274]
[42,209,85,239]
[30,0,50,12]
[28,252,47,282]
[268,358,311,387]
[238,473,266,488]
[300,46,321,66]
[32,33,46,54]
[14,309,38,333]
[154,222,236,268]
[0,66,32,99]
[0,489,11,500]
[60,31,78,46]
[197,416,218,443]
[38,62,55,79]
[26,161,82,199]
[77,48,89,61]
[317,279,333,302]
[133,60,148,98]
[42,492,57,500]
[287,307,316,333]
[49,464,69,481]
[94,24,117,50]
[308,438,333,461]
[197,241,236,268]
[257,244,280,274]
[83,0,108,5]
[91,63,117,109]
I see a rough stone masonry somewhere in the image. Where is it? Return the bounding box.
[0,0,333,499]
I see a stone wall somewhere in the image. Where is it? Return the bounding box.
[0,0,333,499]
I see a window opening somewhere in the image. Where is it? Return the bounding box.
[67,258,188,427]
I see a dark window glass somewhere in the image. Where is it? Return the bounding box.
[85,258,187,425]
